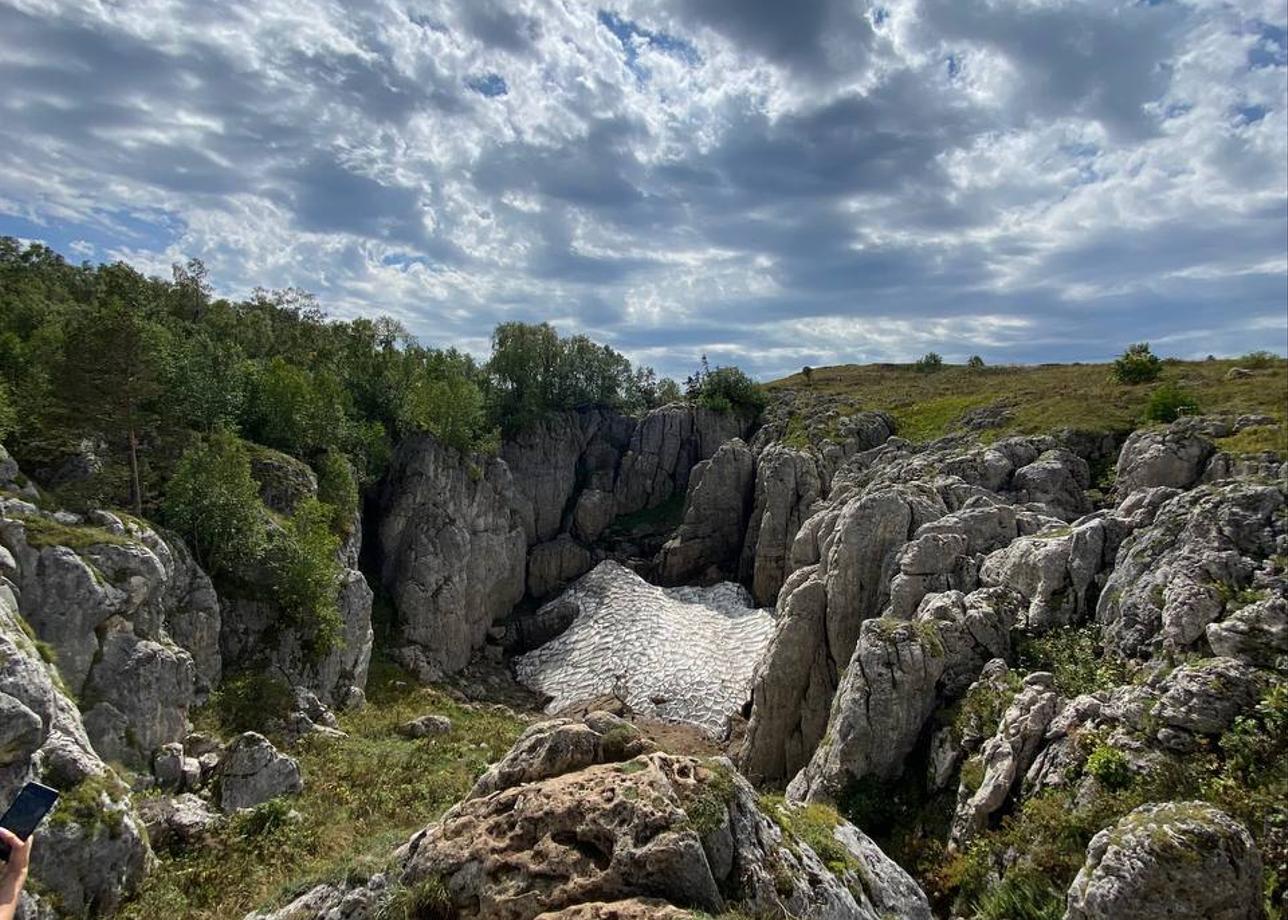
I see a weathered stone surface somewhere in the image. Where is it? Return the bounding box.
[378,432,526,676]
[1012,448,1092,521]
[571,489,617,543]
[0,506,219,768]
[138,793,221,852]
[739,444,822,606]
[613,404,750,518]
[249,446,318,515]
[1064,802,1262,920]
[217,732,303,811]
[741,482,947,785]
[515,562,775,736]
[1,583,150,915]
[950,672,1059,845]
[533,900,693,919]
[527,535,593,600]
[787,587,1019,803]
[1115,418,1221,497]
[1207,594,1288,666]
[1098,479,1286,658]
[399,714,452,738]
[656,438,755,584]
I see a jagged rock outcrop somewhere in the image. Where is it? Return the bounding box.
[0,502,219,770]
[950,671,1059,845]
[1064,802,1263,920]
[137,793,221,852]
[527,535,593,599]
[514,562,775,736]
[1098,478,1286,659]
[216,731,303,811]
[1207,594,1288,666]
[739,444,822,605]
[1,581,150,916]
[377,432,526,677]
[250,715,930,920]
[656,438,755,584]
[1012,448,1092,521]
[786,587,1020,803]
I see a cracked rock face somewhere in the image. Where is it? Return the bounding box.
[377,432,527,676]
[1097,479,1287,659]
[1064,802,1263,920]
[514,562,775,736]
[738,443,823,606]
[1115,419,1221,497]
[1,582,150,917]
[656,438,756,585]
[0,504,220,769]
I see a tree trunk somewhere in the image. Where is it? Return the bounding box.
[128,426,143,516]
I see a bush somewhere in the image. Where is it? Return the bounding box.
[1085,745,1134,791]
[1240,350,1280,369]
[203,672,294,734]
[967,355,985,369]
[269,497,344,659]
[693,365,767,415]
[1144,382,1199,423]
[1112,343,1163,384]
[915,352,944,373]
[163,430,266,576]
[314,450,359,535]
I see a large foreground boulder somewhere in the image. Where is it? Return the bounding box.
[250,716,930,920]
[216,732,303,811]
[1064,802,1262,920]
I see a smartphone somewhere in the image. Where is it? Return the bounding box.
[0,782,59,861]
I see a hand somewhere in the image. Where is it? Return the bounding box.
[0,828,31,882]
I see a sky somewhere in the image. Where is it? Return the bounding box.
[0,0,1286,380]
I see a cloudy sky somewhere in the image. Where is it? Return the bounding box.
[1,0,1285,379]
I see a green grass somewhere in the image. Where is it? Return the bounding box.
[118,657,526,920]
[768,358,1288,444]
[13,513,134,551]
[1215,424,1288,456]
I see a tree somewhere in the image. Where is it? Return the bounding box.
[1112,343,1163,384]
[656,377,683,405]
[915,352,944,373]
[269,497,343,659]
[171,257,211,323]
[694,365,767,415]
[163,430,266,576]
[802,366,814,387]
[164,334,249,433]
[60,271,165,514]
[967,355,985,369]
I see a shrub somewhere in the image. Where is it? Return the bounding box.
[694,365,767,415]
[313,449,358,535]
[163,430,266,577]
[202,672,295,734]
[1014,626,1128,697]
[967,355,985,369]
[269,497,344,659]
[1112,343,1162,384]
[915,352,944,373]
[802,365,814,386]
[1144,382,1199,423]
[1085,745,1134,791]
[0,381,16,442]
[1240,350,1280,369]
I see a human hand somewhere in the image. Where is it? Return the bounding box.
[0,828,31,882]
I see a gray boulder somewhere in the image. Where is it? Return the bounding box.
[571,489,616,543]
[1115,418,1221,497]
[217,732,303,811]
[1064,802,1262,920]
[1207,594,1288,667]
[656,438,755,584]
[138,793,221,852]
[1012,448,1092,521]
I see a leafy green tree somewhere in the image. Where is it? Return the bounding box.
[60,269,166,513]
[164,334,250,432]
[269,497,343,658]
[163,430,266,576]
[1112,343,1163,384]
[0,381,15,442]
[313,449,359,535]
[694,365,767,414]
[656,377,683,405]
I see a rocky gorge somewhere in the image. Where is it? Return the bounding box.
[1,384,1285,920]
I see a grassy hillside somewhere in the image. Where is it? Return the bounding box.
[769,357,1287,450]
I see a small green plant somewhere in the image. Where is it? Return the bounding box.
[1112,343,1163,384]
[1084,745,1134,791]
[200,672,295,735]
[377,875,456,920]
[1144,382,1199,423]
[1240,350,1280,369]
[915,352,944,373]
